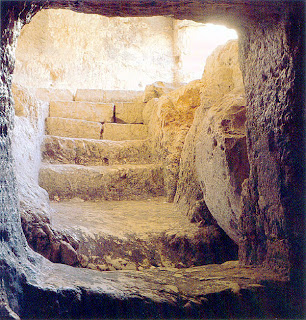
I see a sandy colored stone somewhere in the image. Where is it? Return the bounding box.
[200,40,244,109]
[12,83,51,215]
[34,88,74,102]
[102,123,148,141]
[14,10,175,92]
[49,101,114,122]
[195,89,249,243]
[39,163,164,200]
[143,81,181,103]
[50,198,236,270]
[175,40,248,243]
[75,89,143,103]
[41,135,153,165]
[143,98,158,125]
[148,79,203,201]
[114,102,144,124]
[46,117,103,139]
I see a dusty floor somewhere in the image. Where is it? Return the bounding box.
[50,196,200,240]
[49,197,237,270]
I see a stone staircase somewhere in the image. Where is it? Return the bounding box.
[39,89,164,201]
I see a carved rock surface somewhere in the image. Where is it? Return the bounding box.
[148,80,203,201]
[11,84,50,215]
[175,40,249,243]
[195,88,249,243]
[42,136,153,165]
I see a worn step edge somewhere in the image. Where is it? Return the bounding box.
[39,163,165,201]
[49,100,115,123]
[42,135,154,165]
[46,117,103,139]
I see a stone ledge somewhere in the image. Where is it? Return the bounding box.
[103,123,148,141]
[39,163,164,200]
[21,259,298,319]
[42,135,153,165]
[49,100,114,123]
[75,89,142,103]
[45,117,102,139]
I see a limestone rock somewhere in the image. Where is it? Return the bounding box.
[34,88,74,102]
[39,163,164,200]
[148,80,203,201]
[195,89,249,243]
[60,241,79,266]
[175,40,249,243]
[75,89,143,103]
[102,123,148,141]
[143,81,181,103]
[14,9,175,92]
[143,97,158,125]
[49,100,114,123]
[41,136,153,165]
[46,117,103,139]
[200,40,244,109]
[12,83,51,215]
[115,101,144,124]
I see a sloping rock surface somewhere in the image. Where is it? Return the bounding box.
[175,40,249,243]
[22,259,297,319]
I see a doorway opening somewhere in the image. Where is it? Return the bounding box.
[12,9,241,272]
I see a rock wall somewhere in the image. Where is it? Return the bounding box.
[11,84,50,215]
[175,40,248,244]
[13,9,175,92]
[13,9,238,92]
[238,12,305,276]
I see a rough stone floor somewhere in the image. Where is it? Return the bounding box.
[36,197,300,320]
[49,197,225,271]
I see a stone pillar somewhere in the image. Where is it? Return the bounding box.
[238,6,304,278]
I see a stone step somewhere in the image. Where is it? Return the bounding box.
[46,117,102,140]
[35,88,74,102]
[42,135,153,165]
[114,102,144,124]
[102,123,148,141]
[39,163,164,201]
[49,101,114,123]
[75,89,142,103]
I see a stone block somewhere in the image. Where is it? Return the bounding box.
[39,163,164,200]
[143,98,158,125]
[143,81,181,103]
[114,102,144,124]
[75,89,142,103]
[35,88,74,102]
[41,135,153,165]
[49,101,114,122]
[102,123,148,141]
[46,117,102,139]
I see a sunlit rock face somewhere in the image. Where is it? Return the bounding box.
[175,40,248,243]
[11,84,50,215]
[13,9,175,91]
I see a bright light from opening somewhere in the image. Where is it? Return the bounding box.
[176,21,238,83]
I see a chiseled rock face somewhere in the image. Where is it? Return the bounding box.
[175,40,249,243]
[13,9,175,91]
[11,83,50,215]
[148,80,203,202]
[195,88,249,243]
